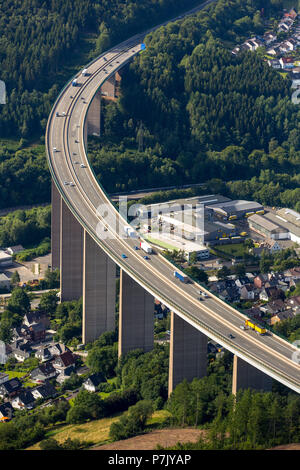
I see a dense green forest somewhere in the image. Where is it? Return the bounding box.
[0,0,200,138]
[88,0,300,209]
[0,0,299,211]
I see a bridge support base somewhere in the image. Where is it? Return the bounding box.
[51,181,61,270]
[82,231,116,343]
[168,312,207,397]
[232,355,273,394]
[60,200,83,302]
[118,269,154,357]
[86,89,101,137]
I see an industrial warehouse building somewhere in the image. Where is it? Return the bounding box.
[206,199,264,220]
[136,194,231,219]
[0,251,12,267]
[145,232,210,262]
[248,209,300,245]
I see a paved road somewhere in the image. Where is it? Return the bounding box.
[46,1,300,393]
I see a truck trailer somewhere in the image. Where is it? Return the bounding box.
[140,241,152,254]
[173,271,188,283]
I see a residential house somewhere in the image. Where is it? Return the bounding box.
[270,309,296,325]
[240,284,256,301]
[48,343,70,357]
[83,373,104,393]
[55,370,72,385]
[0,402,14,422]
[10,347,31,362]
[266,44,281,55]
[35,346,52,362]
[280,38,297,52]
[254,274,267,289]
[261,239,282,253]
[52,351,76,375]
[284,9,298,20]
[280,57,295,69]
[263,32,277,44]
[284,267,300,283]
[0,378,22,398]
[28,322,46,343]
[286,295,300,311]
[23,312,50,329]
[245,307,263,319]
[235,276,252,289]
[259,299,286,315]
[30,363,57,383]
[259,286,283,302]
[0,274,11,290]
[11,390,36,410]
[32,382,57,401]
[6,245,24,255]
[0,373,9,385]
[267,59,281,69]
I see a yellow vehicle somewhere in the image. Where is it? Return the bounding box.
[240,232,247,237]
[245,212,255,218]
[228,215,237,220]
[245,319,266,335]
[255,210,265,215]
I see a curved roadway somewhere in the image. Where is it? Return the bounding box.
[46,2,300,393]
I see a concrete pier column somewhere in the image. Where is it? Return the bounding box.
[168,312,207,396]
[60,200,83,302]
[87,89,101,136]
[82,231,116,344]
[118,269,154,357]
[232,355,273,394]
[51,181,61,270]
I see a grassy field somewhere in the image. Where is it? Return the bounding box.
[26,410,171,450]
[211,243,246,259]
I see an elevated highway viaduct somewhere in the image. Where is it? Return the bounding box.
[46,1,300,395]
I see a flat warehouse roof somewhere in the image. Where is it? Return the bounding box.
[207,200,263,213]
[265,211,300,238]
[248,214,284,233]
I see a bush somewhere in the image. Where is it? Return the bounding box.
[109,400,153,441]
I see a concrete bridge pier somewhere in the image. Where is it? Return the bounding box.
[60,200,84,302]
[118,269,154,357]
[82,231,116,343]
[51,181,61,270]
[86,89,101,137]
[168,312,207,396]
[232,355,273,394]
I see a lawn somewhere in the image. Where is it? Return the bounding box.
[25,410,171,450]
[212,243,246,259]
[26,414,121,450]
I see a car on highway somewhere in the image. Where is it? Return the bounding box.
[64,181,69,185]
[80,164,86,168]
[55,112,59,117]
[53,147,58,152]
[69,182,76,187]
[121,254,127,259]
[143,256,150,260]
[199,290,209,298]
[134,246,139,250]
[228,334,235,339]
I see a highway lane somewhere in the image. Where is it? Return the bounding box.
[46,3,300,393]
